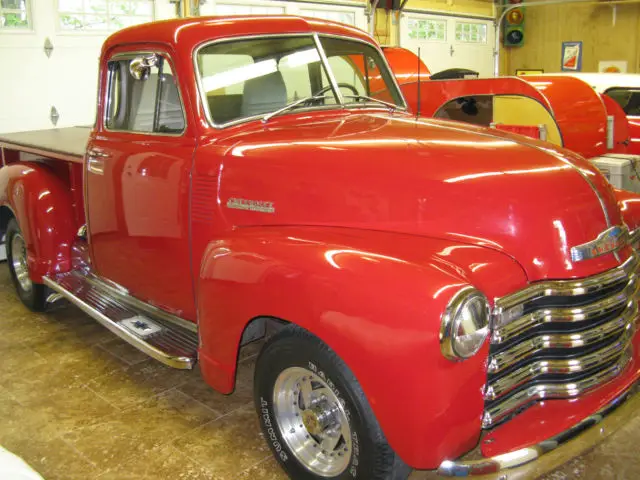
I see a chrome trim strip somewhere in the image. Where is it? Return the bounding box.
[483,348,633,428]
[485,324,635,402]
[43,277,195,370]
[314,33,344,105]
[630,228,640,247]
[493,276,639,345]
[81,272,198,333]
[494,253,639,312]
[570,225,629,262]
[488,302,637,375]
[438,381,640,476]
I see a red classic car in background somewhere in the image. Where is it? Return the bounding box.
[2,16,640,480]
[383,47,640,193]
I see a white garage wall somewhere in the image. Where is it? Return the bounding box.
[0,0,365,134]
[0,0,176,134]
[399,12,494,78]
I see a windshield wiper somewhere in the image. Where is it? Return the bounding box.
[262,95,332,123]
[341,95,399,111]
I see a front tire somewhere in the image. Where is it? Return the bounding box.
[254,325,411,480]
[6,219,47,311]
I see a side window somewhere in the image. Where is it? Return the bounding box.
[326,56,367,102]
[606,88,640,116]
[105,54,185,134]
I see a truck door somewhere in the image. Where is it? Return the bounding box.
[86,51,197,321]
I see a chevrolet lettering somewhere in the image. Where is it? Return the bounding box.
[570,225,629,262]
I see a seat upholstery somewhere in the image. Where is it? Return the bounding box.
[241,71,287,118]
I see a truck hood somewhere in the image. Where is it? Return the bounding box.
[207,111,626,281]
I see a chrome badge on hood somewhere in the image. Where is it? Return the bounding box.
[571,225,628,262]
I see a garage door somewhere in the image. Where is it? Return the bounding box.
[399,13,494,78]
[200,0,366,30]
[0,0,176,134]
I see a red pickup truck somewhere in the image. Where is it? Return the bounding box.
[2,16,640,479]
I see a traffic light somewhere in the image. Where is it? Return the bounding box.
[503,0,525,47]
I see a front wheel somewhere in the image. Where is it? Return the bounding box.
[254,326,411,480]
[6,219,47,311]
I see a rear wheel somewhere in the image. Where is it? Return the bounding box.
[6,219,47,311]
[254,325,411,480]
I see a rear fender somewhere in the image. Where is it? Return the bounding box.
[0,163,77,280]
[196,226,527,468]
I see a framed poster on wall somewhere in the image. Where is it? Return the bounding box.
[561,41,582,71]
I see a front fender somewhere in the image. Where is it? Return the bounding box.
[0,163,76,280]
[196,226,527,469]
[615,188,640,232]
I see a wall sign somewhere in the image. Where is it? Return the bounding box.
[599,61,628,73]
[561,41,582,71]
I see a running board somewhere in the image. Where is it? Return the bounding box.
[43,271,198,369]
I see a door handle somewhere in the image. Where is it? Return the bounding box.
[86,148,110,175]
[87,157,105,175]
[87,148,111,158]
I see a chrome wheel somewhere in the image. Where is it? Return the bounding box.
[11,233,31,293]
[273,366,352,477]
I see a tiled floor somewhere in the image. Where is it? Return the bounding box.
[1,264,640,480]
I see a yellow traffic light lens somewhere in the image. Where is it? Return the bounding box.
[507,9,524,25]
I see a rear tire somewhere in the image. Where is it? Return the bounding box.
[6,219,47,312]
[254,325,411,480]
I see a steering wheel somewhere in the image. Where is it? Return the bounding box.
[313,82,360,97]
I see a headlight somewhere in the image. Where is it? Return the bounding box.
[440,287,490,360]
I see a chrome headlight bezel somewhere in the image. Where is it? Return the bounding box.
[440,286,491,361]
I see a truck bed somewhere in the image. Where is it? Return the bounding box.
[0,127,90,164]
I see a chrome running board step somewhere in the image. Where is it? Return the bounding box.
[43,270,198,369]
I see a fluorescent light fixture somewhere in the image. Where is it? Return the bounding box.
[279,48,320,69]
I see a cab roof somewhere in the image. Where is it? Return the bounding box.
[537,73,640,93]
[103,15,374,55]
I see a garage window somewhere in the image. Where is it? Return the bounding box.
[407,18,446,41]
[299,8,355,26]
[455,21,487,44]
[57,0,154,31]
[215,3,284,15]
[0,0,30,28]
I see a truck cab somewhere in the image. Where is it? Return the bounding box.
[2,16,640,480]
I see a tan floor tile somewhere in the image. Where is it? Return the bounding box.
[234,456,289,480]
[96,444,217,480]
[86,359,195,409]
[0,344,129,402]
[173,404,270,478]
[177,362,254,419]
[61,389,219,470]
[5,437,100,480]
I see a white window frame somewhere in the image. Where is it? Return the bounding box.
[406,16,447,43]
[55,0,156,34]
[200,0,367,31]
[0,0,32,30]
[454,20,488,44]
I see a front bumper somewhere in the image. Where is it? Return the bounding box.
[438,380,640,478]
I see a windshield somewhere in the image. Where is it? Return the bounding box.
[195,35,405,126]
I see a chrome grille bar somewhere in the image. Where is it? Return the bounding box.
[483,253,640,429]
[488,302,637,374]
[492,276,639,345]
[483,348,633,428]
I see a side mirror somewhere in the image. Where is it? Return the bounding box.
[129,54,159,81]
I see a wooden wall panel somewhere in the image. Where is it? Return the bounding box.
[502,3,640,75]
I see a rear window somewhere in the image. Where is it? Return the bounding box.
[605,88,640,116]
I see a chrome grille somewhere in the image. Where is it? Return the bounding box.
[483,254,640,429]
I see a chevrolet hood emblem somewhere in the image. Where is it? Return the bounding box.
[570,225,628,262]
